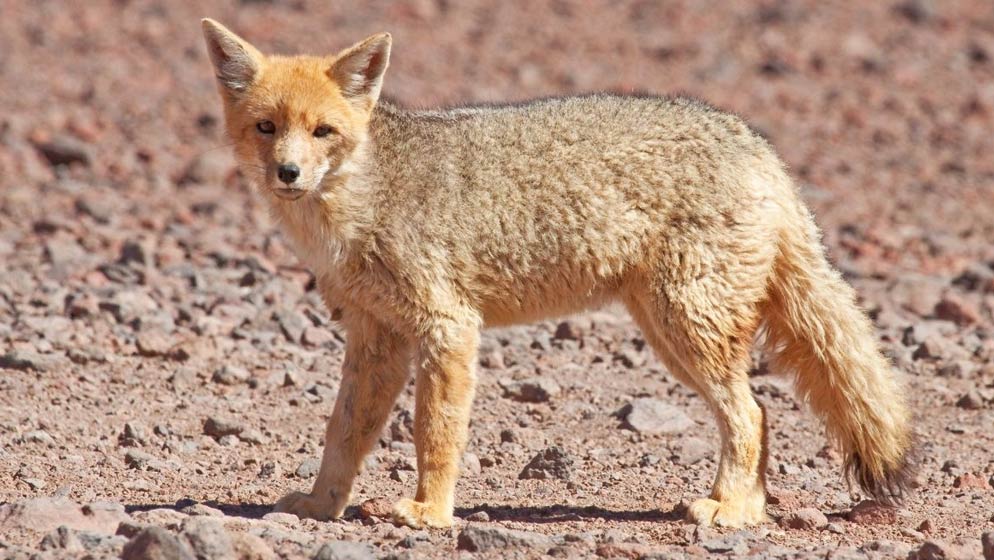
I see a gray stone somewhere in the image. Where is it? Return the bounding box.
[311,540,375,560]
[781,507,829,530]
[121,527,195,560]
[34,136,92,167]
[673,437,712,465]
[456,525,556,552]
[519,446,573,480]
[618,398,694,435]
[0,351,63,372]
[181,516,235,560]
[296,458,322,479]
[498,377,561,403]
[212,365,250,386]
[203,417,244,438]
[983,532,994,560]
[908,540,957,560]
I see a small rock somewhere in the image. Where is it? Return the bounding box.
[358,497,393,520]
[121,527,195,560]
[124,449,163,471]
[461,452,482,476]
[953,473,989,491]
[275,308,308,343]
[39,526,84,551]
[180,517,234,560]
[119,423,147,447]
[238,428,266,445]
[212,365,250,386]
[312,540,375,560]
[847,500,897,525]
[781,508,829,530]
[21,430,56,445]
[34,135,92,167]
[296,458,321,479]
[282,368,302,387]
[457,525,555,552]
[258,462,282,479]
[618,398,694,435]
[908,540,958,560]
[1,351,62,372]
[498,377,561,403]
[673,437,712,465]
[553,320,583,341]
[935,295,980,325]
[203,417,244,438]
[519,445,573,480]
[956,390,986,410]
[232,533,276,560]
[302,326,336,347]
[465,510,490,522]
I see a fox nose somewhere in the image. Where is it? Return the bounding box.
[277,163,300,184]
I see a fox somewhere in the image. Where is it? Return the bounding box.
[200,19,915,529]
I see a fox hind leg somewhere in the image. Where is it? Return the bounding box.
[625,254,773,527]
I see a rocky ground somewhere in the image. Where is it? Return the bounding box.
[2,1,994,559]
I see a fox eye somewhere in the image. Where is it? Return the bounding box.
[313,125,334,138]
[256,120,275,134]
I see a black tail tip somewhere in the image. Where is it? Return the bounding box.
[844,440,919,506]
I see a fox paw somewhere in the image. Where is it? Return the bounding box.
[687,497,767,528]
[391,498,453,529]
[273,491,346,522]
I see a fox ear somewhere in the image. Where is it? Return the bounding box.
[201,19,263,93]
[328,33,392,107]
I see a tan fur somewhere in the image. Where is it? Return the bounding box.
[201,19,914,528]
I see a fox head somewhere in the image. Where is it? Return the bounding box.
[201,19,390,201]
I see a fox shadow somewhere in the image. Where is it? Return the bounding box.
[123,500,685,525]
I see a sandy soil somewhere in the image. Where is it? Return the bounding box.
[1,1,993,558]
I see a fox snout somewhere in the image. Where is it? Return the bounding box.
[277,163,301,184]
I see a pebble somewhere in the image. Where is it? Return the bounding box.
[781,508,829,530]
[295,457,322,479]
[935,295,980,325]
[34,135,92,167]
[847,500,897,525]
[457,525,558,552]
[180,516,235,560]
[121,526,195,560]
[312,540,375,560]
[1,351,62,372]
[519,445,573,480]
[498,377,561,403]
[212,365,250,385]
[203,416,245,438]
[358,497,393,519]
[465,510,490,522]
[618,398,694,435]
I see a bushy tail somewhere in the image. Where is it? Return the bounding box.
[763,202,915,504]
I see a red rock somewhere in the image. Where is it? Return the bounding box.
[358,497,393,519]
[847,500,897,525]
[953,473,990,491]
[934,294,980,325]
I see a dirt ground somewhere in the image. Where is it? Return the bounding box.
[2,1,994,559]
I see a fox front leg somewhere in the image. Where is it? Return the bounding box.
[275,315,410,520]
[392,321,479,529]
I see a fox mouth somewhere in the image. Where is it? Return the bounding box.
[272,187,307,201]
